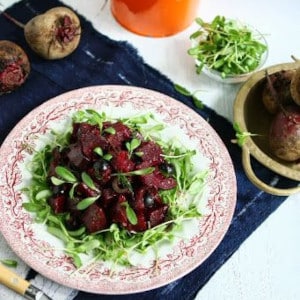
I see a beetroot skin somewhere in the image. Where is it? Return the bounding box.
[269,105,300,161]
[0,40,30,95]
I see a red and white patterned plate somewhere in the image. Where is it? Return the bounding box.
[0,85,236,294]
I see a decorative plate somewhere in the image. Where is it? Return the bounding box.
[0,85,236,294]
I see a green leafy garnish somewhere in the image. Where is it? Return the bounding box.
[76,196,100,210]
[188,15,268,78]
[122,202,138,225]
[55,166,77,183]
[126,138,141,157]
[0,259,18,268]
[232,122,258,146]
[81,172,98,191]
[174,84,204,109]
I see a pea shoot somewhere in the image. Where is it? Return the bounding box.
[174,83,204,109]
[188,15,268,78]
[232,122,258,146]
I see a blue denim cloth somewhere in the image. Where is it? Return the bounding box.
[0,1,297,299]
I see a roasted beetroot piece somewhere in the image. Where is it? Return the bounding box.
[140,167,177,190]
[66,143,90,169]
[111,150,135,173]
[131,187,146,212]
[101,188,118,208]
[148,205,168,228]
[0,40,30,95]
[48,147,62,177]
[104,121,132,149]
[110,195,130,228]
[135,140,164,169]
[48,195,66,214]
[81,203,107,233]
[75,182,99,198]
[76,123,106,160]
[127,212,147,232]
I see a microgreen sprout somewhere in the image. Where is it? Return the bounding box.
[188,15,268,78]
[94,147,112,160]
[174,83,204,109]
[126,138,141,157]
[112,167,155,177]
[76,196,100,210]
[232,122,258,146]
[121,202,138,225]
[0,259,18,268]
[104,127,116,134]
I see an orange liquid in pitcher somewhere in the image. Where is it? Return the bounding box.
[111,0,200,37]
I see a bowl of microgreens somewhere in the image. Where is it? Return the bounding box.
[188,15,268,84]
[0,85,236,294]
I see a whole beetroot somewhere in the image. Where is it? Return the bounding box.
[0,40,30,95]
[2,6,81,60]
[269,105,300,161]
[24,7,81,60]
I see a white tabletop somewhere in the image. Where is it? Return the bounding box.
[1,0,300,299]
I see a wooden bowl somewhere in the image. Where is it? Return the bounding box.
[234,61,300,196]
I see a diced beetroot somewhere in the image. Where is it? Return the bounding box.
[140,167,177,190]
[101,188,118,208]
[127,212,147,232]
[110,195,129,228]
[48,147,62,177]
[104,121,132,149]
[66,143,90,169]
[81,204,107,233]
[70,122,80,143]
[75,182,99,197]
[135,141,164,169]
[65,212,82,231]
[111,150,135,173]
[148,205,168,228]
[131,187,146,212]
[48,195,66,214]
[77,123,108,159]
